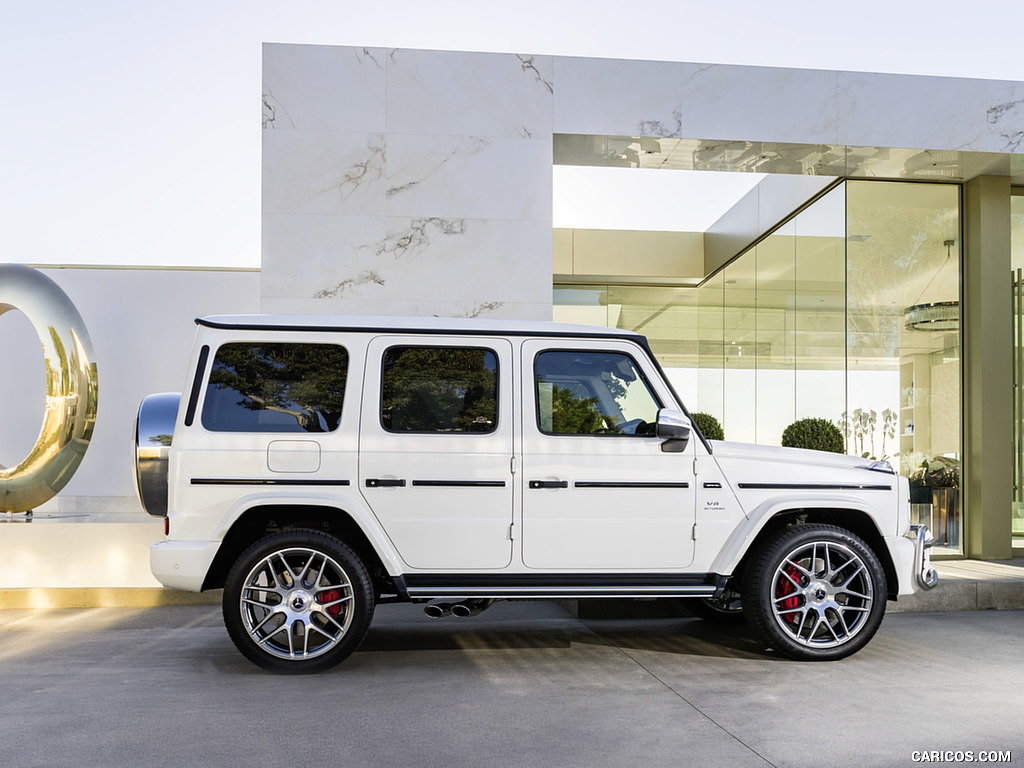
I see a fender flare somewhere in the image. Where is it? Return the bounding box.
[708,493,889,578]
[207,491,406,580]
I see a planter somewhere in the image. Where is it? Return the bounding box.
[910,486,959,549]
[931,487,959,549]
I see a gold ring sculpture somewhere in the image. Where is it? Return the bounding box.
[0,264,98,513]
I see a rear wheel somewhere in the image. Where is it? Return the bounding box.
[742,524,887,661]
[223,530,375,673]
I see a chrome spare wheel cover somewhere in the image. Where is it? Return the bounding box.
[240,547,355,661]
[770,540,874,649]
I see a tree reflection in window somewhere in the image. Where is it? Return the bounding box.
[535,351,660,436]
[202,343,348,433]
[382,347,497,433]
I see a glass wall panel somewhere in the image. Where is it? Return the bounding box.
[794,185,847,426]
[723,255,757,444]
[1011,192,1024,548]
[553,285,610,327]
[847,181,961,553]
[697,271,725,429]
[755,222,796,445]
[607,285,700,402]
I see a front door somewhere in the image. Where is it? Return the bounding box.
[520,339,696,570]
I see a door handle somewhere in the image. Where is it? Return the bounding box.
[529,480,568,489]
[365,478,407,488]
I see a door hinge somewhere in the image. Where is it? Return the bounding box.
[508,523,516,541]
[693,457,699,476]
[691,523,698,541]
[510,455,517,475]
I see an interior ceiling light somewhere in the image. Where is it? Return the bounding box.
[904,239,958,332]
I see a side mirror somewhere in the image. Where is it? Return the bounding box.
[656,408,690,452]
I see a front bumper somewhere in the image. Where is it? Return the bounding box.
[885,524,938,596]
[907,523,939,590]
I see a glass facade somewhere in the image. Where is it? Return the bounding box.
[555,179,963,553]
[1011,192,1024,548]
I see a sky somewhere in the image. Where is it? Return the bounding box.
[2,0,1023,269]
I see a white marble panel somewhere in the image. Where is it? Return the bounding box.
[837,73,1024,153]
[553,57,687,137]
[379,217,550,305]
[263,44,386,132]
[678,64,841,145]
[261,213,388,299]
[263,213,551,316]
[265,293,551,322]
[381,299,551,321]
[387,49,553,138]
[263,131,387,216]
[261,296,387,316]
[385,134,552,221]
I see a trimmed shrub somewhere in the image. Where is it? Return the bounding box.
[781,417,844,453]
[691,412,725,441]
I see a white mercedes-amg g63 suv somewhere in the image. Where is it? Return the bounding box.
[135,315,936,672]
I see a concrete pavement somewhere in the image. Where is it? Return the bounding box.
[0,601,1020,768]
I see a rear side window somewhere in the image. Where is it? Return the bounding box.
[201,343,348,433]
[381,346,497,433]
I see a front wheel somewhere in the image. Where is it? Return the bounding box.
[742,524,887,661]
[223,530,375,673]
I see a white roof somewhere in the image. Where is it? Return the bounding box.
[197,314,641,338]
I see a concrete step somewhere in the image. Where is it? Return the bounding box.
[888,558,1024,613]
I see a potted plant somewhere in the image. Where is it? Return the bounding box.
[781,417,845,454]
[691,412,724,441]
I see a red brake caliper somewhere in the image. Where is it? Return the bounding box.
[317,589,343,617]
[775,565,803,624]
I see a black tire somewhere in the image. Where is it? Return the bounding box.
[223,530,375,673]
[685,587,745,624]
[742,524,887,661]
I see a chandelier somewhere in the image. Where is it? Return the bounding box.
[904,239,958,332]
[904,300,959,331]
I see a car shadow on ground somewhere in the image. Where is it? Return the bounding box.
[355,614,772,661]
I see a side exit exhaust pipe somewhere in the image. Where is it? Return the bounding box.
[423,602,455,619]
[450,599,494,618]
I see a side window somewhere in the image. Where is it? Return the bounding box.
[535,350,660,436]
[381,346,498,433]
[201,343,348,433]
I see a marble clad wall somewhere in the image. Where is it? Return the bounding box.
[262,45,1024,319]
[262,45,554,320]
[551,57,1024,152]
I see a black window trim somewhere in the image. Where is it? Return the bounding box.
[379,343,501,436]
[532,347,664,438]
[184,344,210,427]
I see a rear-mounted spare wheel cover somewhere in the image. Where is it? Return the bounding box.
[134,392,180,517]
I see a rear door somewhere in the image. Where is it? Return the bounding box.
[358,336,514,570]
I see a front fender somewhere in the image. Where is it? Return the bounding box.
[707,494,888,577]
